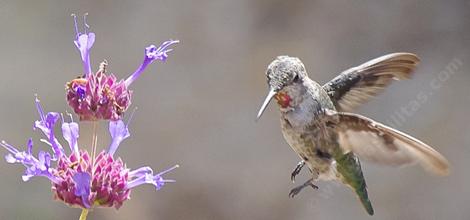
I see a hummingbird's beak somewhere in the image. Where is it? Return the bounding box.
[256,89,276,121]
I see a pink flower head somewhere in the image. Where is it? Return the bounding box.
[66,70,132,121]
[53,150,131,209]
[66,14,178,121]
[2,98,178,210]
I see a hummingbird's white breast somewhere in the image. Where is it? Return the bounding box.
[277,79,339,180]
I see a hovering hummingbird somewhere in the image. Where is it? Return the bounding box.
[256,53,449,215]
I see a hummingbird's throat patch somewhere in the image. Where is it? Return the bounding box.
[275,92,291,108]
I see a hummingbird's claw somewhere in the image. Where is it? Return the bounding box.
[289,178,318,198]
[291,160,306,182]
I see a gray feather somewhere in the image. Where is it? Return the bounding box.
[328,110,449,176]
[323,53,420,111]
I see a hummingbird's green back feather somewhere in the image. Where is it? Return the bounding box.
[334,151,374,215]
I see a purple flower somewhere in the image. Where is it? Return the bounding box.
[3,13,179,219]
[127,165,178,190]
[2,98,177,211]
[61,113,79,155]
[108,116,131,156]
[73,172,92,208]
[124,40,179,87]
[33,96,64,159]
[66,16,178,121]
[72,14,95,76]
[1,139,59,183]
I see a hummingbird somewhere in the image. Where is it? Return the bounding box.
[256,53,449,215]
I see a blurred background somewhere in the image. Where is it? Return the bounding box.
[0,0,469,219]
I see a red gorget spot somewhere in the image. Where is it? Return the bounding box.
[275,92,291,108]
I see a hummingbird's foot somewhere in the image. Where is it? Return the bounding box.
[289,178,318,198]
[291,160,306,182]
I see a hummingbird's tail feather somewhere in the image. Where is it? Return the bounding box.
[329,111,450,176]
[335,151,374,215]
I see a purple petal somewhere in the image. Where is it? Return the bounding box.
[22,150,56,183]
[22,173,34,182]
[126,165,178,190]
[124,40,179,87]
[33,98,64,158]
[61,117,79,154]
[128,166,153,178]
[72,14,95,76]
[107,120,130,156]
[76,86,86,99]
[73,172,92,208]
[152,175,166,190]
[45,112,60,127]
[37,151,51,169]
[27,139,33,155]
[107,109,135,156]
[1,140,59,183]
[34,95,46,122]
[1,141,28,164]
[5,154,16,163]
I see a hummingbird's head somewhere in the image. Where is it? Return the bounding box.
[266,56,307,91]
[257,56,307,120]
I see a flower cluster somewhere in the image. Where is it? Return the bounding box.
[66,14,178,121]
[2,99,178,210]
[2,14,178,219]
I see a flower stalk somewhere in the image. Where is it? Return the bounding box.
[79,209,89,220]
[1,14,179,219]
[91,121,98,175]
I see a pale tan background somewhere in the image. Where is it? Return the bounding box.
[0,0,469,219]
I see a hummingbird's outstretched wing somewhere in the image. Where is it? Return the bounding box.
[323,53,419,111]
[326,110,449,176]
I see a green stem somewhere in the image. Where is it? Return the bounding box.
[79,209,89,220]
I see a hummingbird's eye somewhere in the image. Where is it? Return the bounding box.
[293,74,299,82]
[266,69,272,77]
